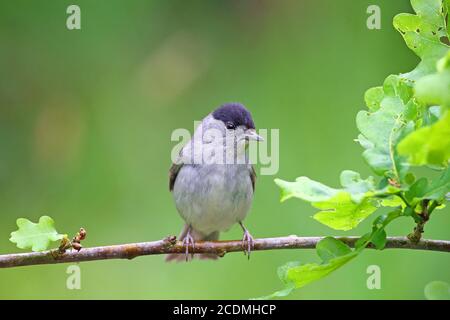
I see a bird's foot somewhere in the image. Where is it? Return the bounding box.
[241,229,254,259]
[182,230,195,262]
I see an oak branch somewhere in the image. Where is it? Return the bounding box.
[1,236,449,268]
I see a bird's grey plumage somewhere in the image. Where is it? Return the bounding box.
[166,103,260,262]
[173,163,254,236]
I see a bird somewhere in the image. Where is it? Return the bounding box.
[166,102,263,262]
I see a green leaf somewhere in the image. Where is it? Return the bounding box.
[9,216,64,252]
[262,1,450,301]
[424,281,450,300]
[262,209,402,299]
[254,261,300,300]
[403,167,450,205]
[380,196,405,208]
[404,172,416,185]
[284,238,357,290]
[395,5,450,168]
[275,177,337,203]
[355,232,372,250]
[316,237,352,263]
[370,229,387,250]
[416,71,450,107]
[364,86,384,111]
[393,0,450,81]
[361,0,450,174]
[312,193,378,231]
[275,171,383,230]
[405,177,429,203]
[264,238,357,298]
[284,254,357,289]
[253,284,295,300]
[422,166,450,200]
[367,210,402,250]
[398,110,450,167]
[354,210,403,251]
[339,170,376,202]
[372,210,403,228]
[357,75,414,179]
[415,51,450,107]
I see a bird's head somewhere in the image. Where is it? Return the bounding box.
[187,103,263,164]
[209,102,262,143]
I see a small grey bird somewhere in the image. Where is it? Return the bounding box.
[166,103,263,262]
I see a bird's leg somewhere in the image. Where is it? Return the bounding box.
[239,222,254,259]
[182,226,195,261]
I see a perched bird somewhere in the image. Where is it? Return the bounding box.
[166,103,263,262]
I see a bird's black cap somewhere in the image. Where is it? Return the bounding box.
[212,103,255,129]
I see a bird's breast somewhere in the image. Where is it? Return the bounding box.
[172,164,254,235]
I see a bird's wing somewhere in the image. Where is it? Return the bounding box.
[169,162,183,192]
[249,165,256,192]
[169,136,195,192]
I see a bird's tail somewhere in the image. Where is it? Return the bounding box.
[165,225,220,262]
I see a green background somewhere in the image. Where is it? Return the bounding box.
[0,0,448,299]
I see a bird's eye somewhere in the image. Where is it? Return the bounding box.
[225,121,235,129]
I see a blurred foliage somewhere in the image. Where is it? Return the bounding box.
[0,0,449,299]
[424,281,450,300]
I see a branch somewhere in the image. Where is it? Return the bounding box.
[408,199,438,243]
[1,235,449,268]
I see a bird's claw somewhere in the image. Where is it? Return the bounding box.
[182,232,195,262]
[241,229,254,259]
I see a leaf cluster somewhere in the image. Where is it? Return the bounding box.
[267,0,450,299]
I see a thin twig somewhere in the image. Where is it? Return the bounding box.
[0,235,449,269]
[408,199,440,243]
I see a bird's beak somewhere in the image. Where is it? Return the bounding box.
[245,129,264,142]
